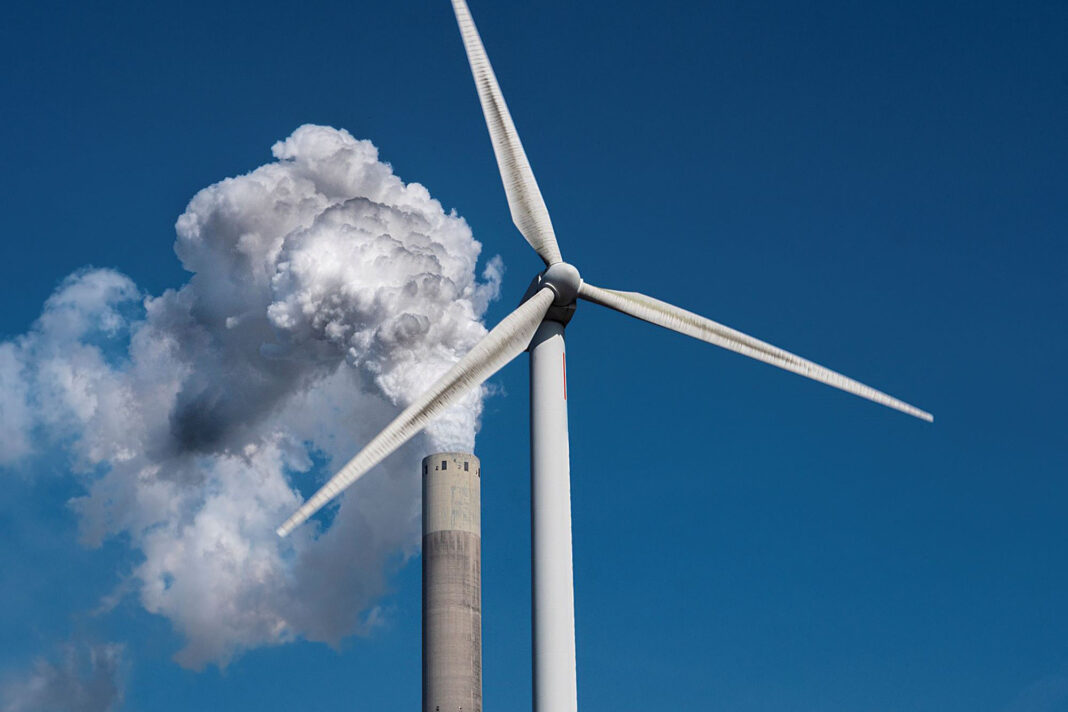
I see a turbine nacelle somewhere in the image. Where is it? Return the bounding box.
[521,262,582,326]
[541,262,583,305]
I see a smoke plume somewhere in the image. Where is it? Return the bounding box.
[0,125,503,668]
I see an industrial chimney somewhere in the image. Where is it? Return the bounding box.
[422,452,482,712]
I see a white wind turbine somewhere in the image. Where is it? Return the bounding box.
[277,2,933,710]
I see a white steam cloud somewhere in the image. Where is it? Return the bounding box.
[0,125,502,668]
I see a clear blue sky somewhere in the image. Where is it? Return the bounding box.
[1,1,1066,710]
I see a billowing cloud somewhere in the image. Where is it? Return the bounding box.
[0,125,502,668]
[1,642,125,712]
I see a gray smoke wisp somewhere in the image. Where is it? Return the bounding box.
[0,125,503,668]
[1,642,125,712]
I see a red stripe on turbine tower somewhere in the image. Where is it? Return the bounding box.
[562,353,567,400]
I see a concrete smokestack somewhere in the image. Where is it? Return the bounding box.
[423,452,482,712]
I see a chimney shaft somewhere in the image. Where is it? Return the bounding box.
[422,452,482,712]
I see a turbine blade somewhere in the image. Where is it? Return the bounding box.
[277,287,556,537]
[578,282,933,422]
[451,0,563,266]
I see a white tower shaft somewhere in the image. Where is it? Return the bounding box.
[529,320,578,712]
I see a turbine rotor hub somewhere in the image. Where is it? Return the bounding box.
[540,262,582,306]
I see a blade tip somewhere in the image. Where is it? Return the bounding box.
[908,406,934,423]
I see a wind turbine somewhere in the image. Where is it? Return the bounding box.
[277,1,933,710]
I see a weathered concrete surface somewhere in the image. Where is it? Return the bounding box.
[423,452,481,712]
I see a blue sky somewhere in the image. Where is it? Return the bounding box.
[1,1,1066,710]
